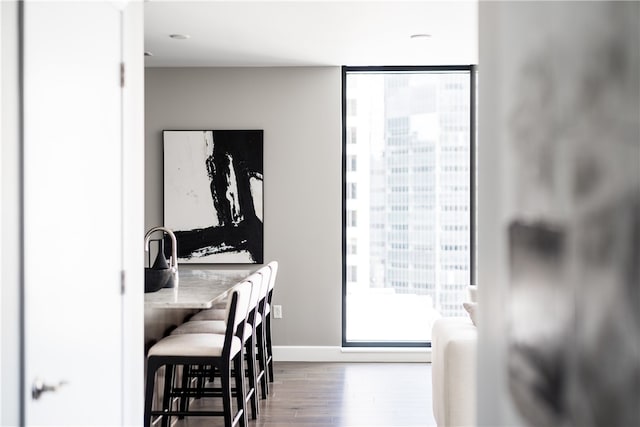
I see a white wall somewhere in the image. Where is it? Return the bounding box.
[121,3,145,424]
[477,2,522,424]
[145,67,344,349]
[477,1,523,424]
[1,1,21,425]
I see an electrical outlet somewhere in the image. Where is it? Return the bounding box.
[273,305,282,319]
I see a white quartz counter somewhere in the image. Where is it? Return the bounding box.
[144,268,252,309]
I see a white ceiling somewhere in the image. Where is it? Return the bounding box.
[144,1,478,67]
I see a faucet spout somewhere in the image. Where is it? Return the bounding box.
[144,226,179,271]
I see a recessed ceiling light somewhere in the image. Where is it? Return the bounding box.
[410,34,432,40]
[144,51,154,57]
[169,34,190,40]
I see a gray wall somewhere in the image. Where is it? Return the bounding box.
[145,67,343,347]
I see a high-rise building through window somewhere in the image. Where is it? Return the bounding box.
[343,66,475,345]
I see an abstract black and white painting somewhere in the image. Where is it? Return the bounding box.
[163,130,263,264]
[503,2,639,427]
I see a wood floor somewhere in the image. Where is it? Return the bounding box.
[170,362,436,427]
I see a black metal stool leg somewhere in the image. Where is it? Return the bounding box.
[161,364,174,427]
[233,353,247,427]
[179,364,190,418]
[144,359,159,427]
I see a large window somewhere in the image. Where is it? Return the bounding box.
[342,66,476,346]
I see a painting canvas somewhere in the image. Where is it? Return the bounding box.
[502,2,639,427]
[163,130,263,264]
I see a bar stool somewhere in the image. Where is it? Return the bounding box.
[188,263,273,392]
[263,261,278,383]
[171,272,264,416]
[253,265,271,398]
[144,280,252,427]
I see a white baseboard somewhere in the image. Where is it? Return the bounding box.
[272,346,432,363]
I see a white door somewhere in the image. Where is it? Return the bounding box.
[23,2,124,424]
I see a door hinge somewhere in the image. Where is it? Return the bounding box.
[120,270,126,295]
[120,62,125,88]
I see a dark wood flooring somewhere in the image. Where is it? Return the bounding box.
[171,362,436,427]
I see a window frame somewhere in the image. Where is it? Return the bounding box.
[341,65,477,348]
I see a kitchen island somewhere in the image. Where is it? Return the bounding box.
[144,268,254,349]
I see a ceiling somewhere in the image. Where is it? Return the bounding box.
[144,1,478,67]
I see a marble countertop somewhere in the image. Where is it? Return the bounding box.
[144,268,253,309]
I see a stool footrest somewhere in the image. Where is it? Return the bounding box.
[150,409,227,417]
